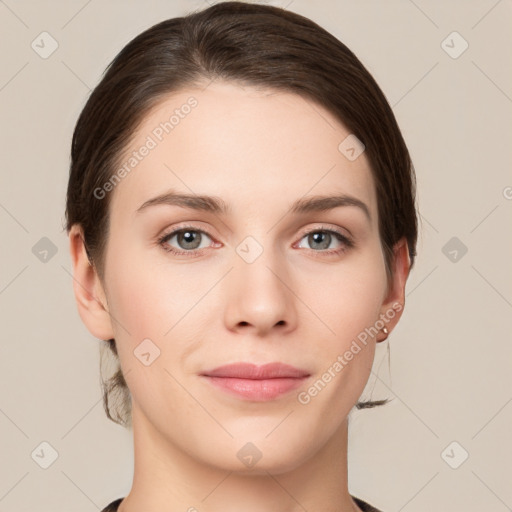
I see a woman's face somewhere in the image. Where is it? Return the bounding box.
[81,80,407,473]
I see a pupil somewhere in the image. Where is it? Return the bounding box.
[310,231,330,250]
[180,231,200,249]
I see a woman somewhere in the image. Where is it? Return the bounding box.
[65,2,418,511]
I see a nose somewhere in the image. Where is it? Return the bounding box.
[223,245,298,337]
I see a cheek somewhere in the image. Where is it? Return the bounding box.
[301,247,387,337]
[297,245,387,390]
[105,229,387,360]
[104,241,213,359]
[106,231,387,344]
[295,261,385,418]
[103,240,169,346]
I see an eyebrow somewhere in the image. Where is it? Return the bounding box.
[136,189,371,222]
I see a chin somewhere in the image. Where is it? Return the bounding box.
[197,436,314,476]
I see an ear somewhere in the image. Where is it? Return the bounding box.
[376,237,411,342]
[68,224,115,341]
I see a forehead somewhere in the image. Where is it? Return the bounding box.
[108,80,377,222]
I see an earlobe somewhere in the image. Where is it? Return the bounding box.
[377,237,411,342]
[68,225,115,341]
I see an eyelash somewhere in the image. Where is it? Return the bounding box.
[156,224,355,258]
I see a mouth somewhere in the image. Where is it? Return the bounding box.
[199,362,310,401]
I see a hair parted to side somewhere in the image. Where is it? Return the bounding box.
[64,1,418,427]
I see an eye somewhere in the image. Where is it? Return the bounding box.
[295,227,354,255]
[157,224,354,258]
[157,227,216,255]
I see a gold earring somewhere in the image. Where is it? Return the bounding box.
[379,326,389,342]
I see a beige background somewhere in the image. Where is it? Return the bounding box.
[1,0,511,510]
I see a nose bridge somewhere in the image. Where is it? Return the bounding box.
[234,233,287,297]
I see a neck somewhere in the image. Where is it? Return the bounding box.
[118,404,360,512]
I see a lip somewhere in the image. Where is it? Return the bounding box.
[200,362,310,401]
[201,362,310,379]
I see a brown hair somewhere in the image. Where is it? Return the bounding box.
[65,1,418,427]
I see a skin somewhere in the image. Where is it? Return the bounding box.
[69,80,410,512]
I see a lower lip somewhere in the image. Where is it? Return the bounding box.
[203,376,308,401]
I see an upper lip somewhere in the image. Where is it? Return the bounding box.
[200,362,310,379]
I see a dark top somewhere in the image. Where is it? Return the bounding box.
[101,495,382,511]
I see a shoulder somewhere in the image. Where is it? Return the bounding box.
[351,494,384,512]
[101,497,124,512]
